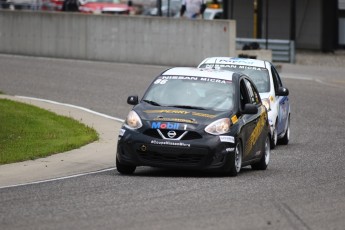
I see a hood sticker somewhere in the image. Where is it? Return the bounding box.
[144,110,217,119]
[153,117,198,124]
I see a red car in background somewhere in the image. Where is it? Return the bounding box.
[41,0,64,11]
[79,0,134,15]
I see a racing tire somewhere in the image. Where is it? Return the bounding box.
[116,157,136,175]
[271,121,278,149]
[278,115,290,145]
[251,135,270,170]
[227,142,242,177]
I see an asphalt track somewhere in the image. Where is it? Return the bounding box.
[0,54,345,230]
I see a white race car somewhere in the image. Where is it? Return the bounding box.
[198,57,290,148]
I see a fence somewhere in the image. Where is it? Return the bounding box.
[236,38,295,63]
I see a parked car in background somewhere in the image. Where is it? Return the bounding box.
[5,0,35,10]
[116,67,271,176]
[79,0,134,14]
[143,0,181,17]
[198,57,290,149]
[41,0,64,11]
[202,1,223,20]
[203,7,222,20]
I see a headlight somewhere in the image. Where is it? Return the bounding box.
[205,118,231,135]
[124,110,142,130]
[262,98,270,111]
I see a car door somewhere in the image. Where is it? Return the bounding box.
[239,77,263,161]
[271,66,289,135]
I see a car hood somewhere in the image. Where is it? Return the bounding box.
[134,103,231,127]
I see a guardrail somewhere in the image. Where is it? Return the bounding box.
[236,38,295,63]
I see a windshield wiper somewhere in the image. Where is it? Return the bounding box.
[142,100,161,106]
[170,105,206,110]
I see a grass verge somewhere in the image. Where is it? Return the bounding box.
[0,99,98,164]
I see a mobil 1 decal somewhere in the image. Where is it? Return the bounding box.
[151,121,188,130]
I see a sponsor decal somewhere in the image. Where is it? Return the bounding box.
[205,64,265,71]
[161,76,199,81]
[151,122,180,129]
[244,112,267,156]
[119,129,125,137]
[159,76,230,84]
[144,110,217,119]
[192,112,217,119]
[153,117,198,124]
[231,115,238,124]
[199,78,228,84]
[151,140,190,147]
[154,79,168,85]
[218,58,256,65]
[226,148,235,152]
[219,136,235,143]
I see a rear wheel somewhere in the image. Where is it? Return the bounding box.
[116,157,136,175]
[228,142,242,177]
[278,115,290,145]
[251,135,270,170]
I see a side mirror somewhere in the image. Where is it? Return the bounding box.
[276,87,289,96]
[243,104,258,114]
[127,95,139,105]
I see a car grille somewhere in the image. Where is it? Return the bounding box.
[137,145,208,166]
[143,129,202,140]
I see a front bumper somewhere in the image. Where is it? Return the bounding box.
[117,128,236,171]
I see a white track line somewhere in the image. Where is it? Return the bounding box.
[0,167,116,189]
[16,96,125,123]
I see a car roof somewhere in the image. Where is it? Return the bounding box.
[198,57,268,69]
[161,67,236,81]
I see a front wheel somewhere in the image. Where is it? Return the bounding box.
[227,142,242,177]
[116,157,136,175]
[251,135,270,170]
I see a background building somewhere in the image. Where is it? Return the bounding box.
[223,0,339,52]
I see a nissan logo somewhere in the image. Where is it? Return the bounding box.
[167,130,177,138]
[140,144,147,152]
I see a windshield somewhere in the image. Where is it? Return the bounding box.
[199,64,270,93]
[143,76,235,111]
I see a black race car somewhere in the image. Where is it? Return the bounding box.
[116,67,271,176]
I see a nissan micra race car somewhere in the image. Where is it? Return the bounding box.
[116,67,271,176]
[198,57,290,149]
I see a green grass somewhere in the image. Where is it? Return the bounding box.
[0,99,99,164]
